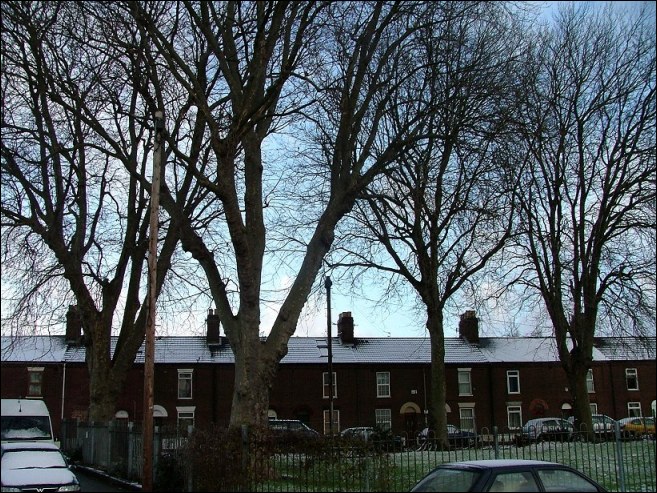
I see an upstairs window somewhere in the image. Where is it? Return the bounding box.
[586,369,595,393]
[458,369,472,396]
[322,372,337,399]
[27,367,44,397]
[376,372,391,398]
[507,370,520,394]
[178,369,193,399]
[625,368,639,390]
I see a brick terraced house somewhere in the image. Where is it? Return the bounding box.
[1,309,655,442]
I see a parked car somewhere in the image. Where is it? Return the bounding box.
[410,459,607,492]
[418,425,478,449]
[568,414,618,438]
[520,417,574,442]
[618,416,656,439]
[1,441,80,492]
[267,419,320,438]
[340,426,376,441]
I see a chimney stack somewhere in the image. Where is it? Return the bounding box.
[65,305,81,345]
[459,310,479,343]
[206,308,221,346]
[338,312,354,343]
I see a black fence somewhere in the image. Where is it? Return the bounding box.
[59,420,655,492]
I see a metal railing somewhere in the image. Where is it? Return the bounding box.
[59,420,656,492]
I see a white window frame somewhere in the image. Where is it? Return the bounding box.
[375,408,392,431]
[586,369,595,393]
[506,370,520,394]
[625,368,639,391]
[376,371,391,398]
[507,404,522,430]
[322,372,337,399]
[176,406,195,432]
[590,403,598,414]
[459,405,476,432]
[628,402,642,417]
[322,409,340,435]
[27,367,44,397]
[177,369,193,399]
[458,368,472,396]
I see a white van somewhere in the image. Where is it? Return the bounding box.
[1,398,55,444]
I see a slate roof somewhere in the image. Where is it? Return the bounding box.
[2,335,654,365]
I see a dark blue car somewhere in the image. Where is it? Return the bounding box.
[417,424,478,449]
[410,459,607,492]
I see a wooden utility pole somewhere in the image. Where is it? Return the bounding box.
[143,110,164,491]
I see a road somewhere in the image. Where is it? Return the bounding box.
[74,466,141,492]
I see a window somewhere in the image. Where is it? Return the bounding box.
[322,372,337,398]
[178,369,193,399]
[322,409,340,435]
[459,407,475,432]
[537,468,600,492]
[491,472,540,492]
[376,372,390,398]
[176,406,195,432]
[626,368,639,391]
[458,369,472,396]
[628,402,642,417]
[375,409,392,431]
[586,369,594,393]
[27,367,44,397]
[590,403,598,414]
[507,405,522,430]
[507,370,520,394]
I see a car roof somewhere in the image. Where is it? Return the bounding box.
[1,441,61,452]
[442,459,561,469]
[525,417,568,422]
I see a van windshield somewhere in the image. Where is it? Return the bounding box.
[1,416,52,440]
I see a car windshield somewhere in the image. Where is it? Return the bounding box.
[1,416,52,440]
[2,450,67,470]
[412,467,480,492]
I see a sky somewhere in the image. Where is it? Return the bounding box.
[5,1,645,343]
[0,0,564,343]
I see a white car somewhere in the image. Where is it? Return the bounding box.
[568,414,618,437]
[1,441,80,492]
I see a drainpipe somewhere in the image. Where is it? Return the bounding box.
[423,367,428,427]
[61,362,67,420]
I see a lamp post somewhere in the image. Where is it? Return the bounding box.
[143,110,164,492]
[325,276,334,436]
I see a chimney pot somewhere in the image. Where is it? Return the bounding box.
[65,305,82,345]
[338,312,354,343]
[459,310,479,343]
[207,308,221,346]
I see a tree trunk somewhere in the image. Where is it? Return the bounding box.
[86,348,124,422]
[229,332,280,430]
[564,350,594,441]
[427,311,449,449]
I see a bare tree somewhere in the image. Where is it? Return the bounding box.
[0,1,214,420]
[512,2,656,436]
[127,0,442,429]
[329,1,524,446]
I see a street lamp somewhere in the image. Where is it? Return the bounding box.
[325,276,334,436]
